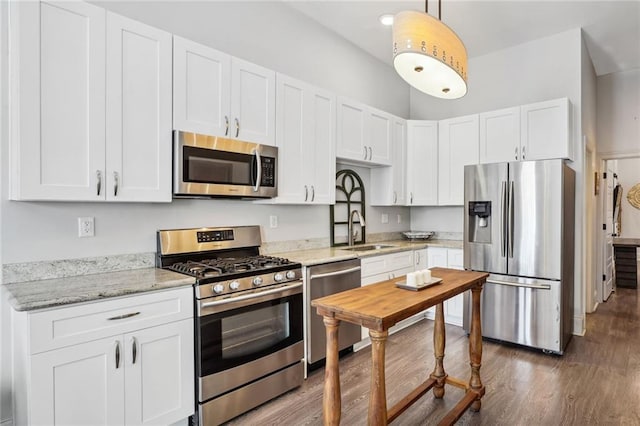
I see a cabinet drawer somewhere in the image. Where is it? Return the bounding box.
[361,251,414,277]
[28,287,193,354]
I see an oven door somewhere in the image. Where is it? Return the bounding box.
[174,131,277,198]
[196,282,303,401]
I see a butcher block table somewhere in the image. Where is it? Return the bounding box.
[312,267,489,426]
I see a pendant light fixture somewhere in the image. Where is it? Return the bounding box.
[393,0,467,99]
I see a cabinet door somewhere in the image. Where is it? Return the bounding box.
[479,107,520,164]
[31,336,124,425]
[336,97,367,162]
[367,108,392,165]
[521,98,571,161]
[105,13,172,202]
[124,319,194,426]
[173,36,231,136]
[414,249,428,270]
[10,1,106,201]
[305,88,336,204]
[427,247,448,268]
[370,117,406,206]
[447,249,464,270]
[438,114,479,205]
[230,57,276,146]
[274,75,307,203]
[406,120,438,206]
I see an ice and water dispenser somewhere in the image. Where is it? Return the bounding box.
[468,201,491,243]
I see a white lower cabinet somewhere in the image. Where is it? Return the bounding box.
[427,247,465,326]
[13,287,194,426]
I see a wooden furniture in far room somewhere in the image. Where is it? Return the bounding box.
[312,267,488,426]
[613,238,640,289]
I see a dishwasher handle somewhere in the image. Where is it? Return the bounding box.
[309,266,361,280]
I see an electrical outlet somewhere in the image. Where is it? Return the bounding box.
[381,213,389,224]
[269,215,278,228]
[78,217,95,237]
[397,214,402,224]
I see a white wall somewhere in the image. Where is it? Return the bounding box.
[597,69,640,157]
[614,158,640,238]
[1,1,410,265]
[0,0,7,422]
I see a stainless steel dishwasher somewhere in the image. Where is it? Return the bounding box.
[307,258,362,366]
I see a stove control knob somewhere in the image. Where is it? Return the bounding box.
[252,277,263,286]
[229,280,240,290]
[286,270,297,280]
[212,284,224,294]
[274,272,284,282]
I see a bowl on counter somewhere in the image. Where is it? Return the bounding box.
[402,231,435,241]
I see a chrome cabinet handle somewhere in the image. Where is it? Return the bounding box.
[107,311,140,321]
[224,115,229,136]
[131,337,138,364]
[522,146,526,160]
[363,146,367,160]
[235,117,240,138]
[416,252,421,264]
[304,185,308,202]
[96,170,102,196]
[410,192,413,204]
[115,341,120,369]
[393,191,397,204]
[252,148,262,192]
[113,171,119,197]
[515,146,518,161]
[311,185,315,202]
[368,146,372,160]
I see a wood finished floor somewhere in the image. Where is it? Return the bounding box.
[227,288,640,425]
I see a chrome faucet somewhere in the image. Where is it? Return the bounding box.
[348,210,365,246]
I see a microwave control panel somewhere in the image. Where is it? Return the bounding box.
[261,157,275,187]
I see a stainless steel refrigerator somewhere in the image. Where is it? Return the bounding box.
[462,159,575,354]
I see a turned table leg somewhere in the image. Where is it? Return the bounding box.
[430,302,446,398]
[469,285,485,412]
[368,329,389,426]
[323,316,341,426]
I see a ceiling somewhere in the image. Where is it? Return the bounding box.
[285,0,640,77]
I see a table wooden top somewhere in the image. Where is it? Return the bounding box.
[311,267,488,332]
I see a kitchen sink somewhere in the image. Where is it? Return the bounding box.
[340,244,396,252]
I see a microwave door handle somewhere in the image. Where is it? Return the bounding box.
[252,148,262,192]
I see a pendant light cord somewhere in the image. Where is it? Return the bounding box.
[426,0,443,20]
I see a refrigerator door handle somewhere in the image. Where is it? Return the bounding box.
[488,279,551,290]
[508,180,515,258]
[501,181,507,257]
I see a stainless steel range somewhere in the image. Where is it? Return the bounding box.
[157,226,303,426]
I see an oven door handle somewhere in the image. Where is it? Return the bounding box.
[199,282,302,313]
[252,148,262,192]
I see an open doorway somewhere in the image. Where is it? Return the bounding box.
[601,156,640,302]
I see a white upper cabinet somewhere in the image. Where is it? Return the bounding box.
[105,12,172,202]
[479,106,520,164]
[172,36,231,137]
[438,114,479,206]
[371,117,406,206]
[10,1,172,202]
[521,98,572,161]
[406,120,438,206]
[480,98,572,164]
[270,74,335,204]
[336,97,391,166]
[173,37,276,146]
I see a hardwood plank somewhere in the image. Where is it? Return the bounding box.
[228,288,640,426]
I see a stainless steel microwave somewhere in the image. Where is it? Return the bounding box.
[173,131,277,198]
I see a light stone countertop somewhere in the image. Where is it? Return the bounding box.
[272,239,463,266]
[3,268,195,312]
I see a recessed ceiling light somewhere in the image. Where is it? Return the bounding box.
[379,14,394,26]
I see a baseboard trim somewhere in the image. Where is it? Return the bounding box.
[573,315,586,336]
